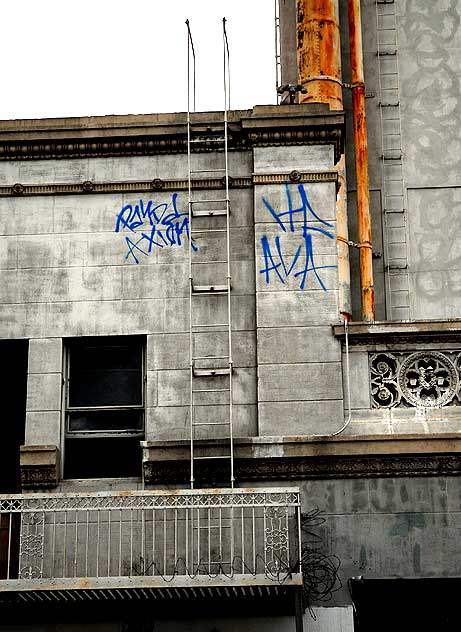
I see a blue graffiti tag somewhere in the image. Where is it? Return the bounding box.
[259,184,336,290]
[115,194,197,263]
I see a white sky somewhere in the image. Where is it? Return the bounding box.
[2,0,277,120]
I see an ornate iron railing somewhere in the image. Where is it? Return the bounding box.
[0,488,301,589]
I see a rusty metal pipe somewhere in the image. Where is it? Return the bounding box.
[348,0,375,321]
[296,0,352,320]
[297,0,343,110]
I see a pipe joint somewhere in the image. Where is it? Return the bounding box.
[301,75,343,87]
[343,81,365,90]
[337,236,373,250]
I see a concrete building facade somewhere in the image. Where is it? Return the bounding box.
[0,1,461,631]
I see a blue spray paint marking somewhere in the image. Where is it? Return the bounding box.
[115,194,197,263]
[259,184,336,290]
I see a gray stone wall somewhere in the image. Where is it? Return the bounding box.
[339,0,461,320]
[0,150,258,451]
[253,145,344,435]
[1,136,345,455]
[300,475,461,606]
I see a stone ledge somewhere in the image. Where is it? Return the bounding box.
[332,320,461,345]
[20,445,60,490]
[142,434,461,485]
[143,432,461,459]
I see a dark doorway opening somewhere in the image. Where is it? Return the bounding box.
[350,576,461,632]
[0,339,28,579]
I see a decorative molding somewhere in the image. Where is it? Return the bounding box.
[345,334,461,347]
[0,172,338,198]
[20,445,59,490]
[253,171,338,185]
[20,466,58,489]
[370,350,461,409]
[143,453,461,486]
[0,177,251,198]
[0,127,343,162]
[333,320,461,347]
[0,104,344,162]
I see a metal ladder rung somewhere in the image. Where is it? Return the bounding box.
[193,355,229,361]
[193,368,231,377]
[379,101,400,107]
[191,228,227,234]
[192,323,228,329]
[190,169,226,173]
[194,455,231,460]
[192,284,228,293]
[190,199,229,204]
[377,50,397,56]
[192,209,228,217]
[191,260,228,266]
[189,123,226,130]
[193,421,231,426]
[190,138,225,144]
[192,388,231,393]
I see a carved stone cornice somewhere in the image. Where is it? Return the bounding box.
[143,453,461,486]
[332,320,461,347]
[21,466,59,489]
[0,171,338,198]
[0,104,344,162]
[142,433,461,485]
[0,177,251,198]
[253,171,338,185]
[20,445,59,490]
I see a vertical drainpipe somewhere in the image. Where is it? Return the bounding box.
[348,0,375,321]
[296,0,352,321]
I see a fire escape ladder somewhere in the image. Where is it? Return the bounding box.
[376,0,410,319]
[186,19,234,490]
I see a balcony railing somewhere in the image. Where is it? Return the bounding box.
[0,488,302,597]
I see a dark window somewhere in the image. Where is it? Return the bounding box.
[64,336,144,478]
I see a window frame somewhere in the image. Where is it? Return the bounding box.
[65,336,145,439]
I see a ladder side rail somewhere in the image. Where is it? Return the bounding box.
[186,19,196,489]
[274,0,282,104]
[375,1,392,317]
[388,3,410,307]
[375,0,409,320]
[223,18,235,490]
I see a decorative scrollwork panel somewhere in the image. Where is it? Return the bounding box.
[370,351,461,408]
[264,506,290,575]
[19,511,45,579]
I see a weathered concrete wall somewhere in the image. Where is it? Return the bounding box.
[1,127,345,456]
[0,150,258,449]
[338,0,461,320]
[253,145,344,435]
[300,475,461,606]
[398,0,461,319]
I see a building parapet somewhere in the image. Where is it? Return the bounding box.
[0,104,344,162]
